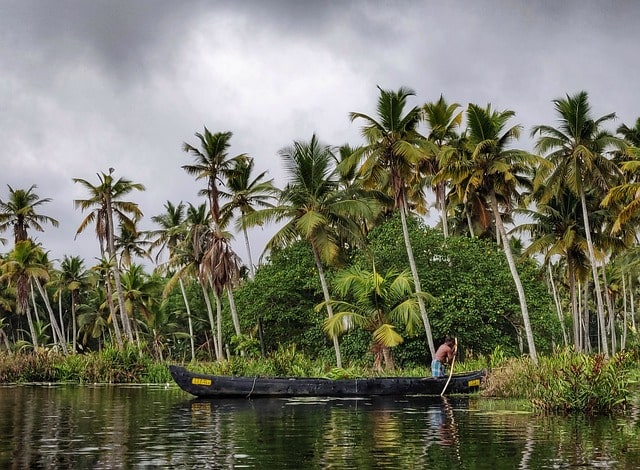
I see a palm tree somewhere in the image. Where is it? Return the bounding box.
[58,256,92,352]
[183,129,245,359]
[163,203,220,359]
[321,265,432,371]
[514,189,590,349]
[462,103,541,363]
[31,248,68,354]
[0,240,49,349]
[73,169,145,344]
[149,201,187,265]
[220,156,277,277]
[120,264,163,350]
[347,86,436,357]
[245,135,380,368]
[421,95,464,238]
[115,222,152,268]
[0,185,59,244]
[532,91,624,358]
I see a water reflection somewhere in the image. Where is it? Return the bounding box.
[0,385,638,469]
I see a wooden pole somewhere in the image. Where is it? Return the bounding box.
[440,337,458,396]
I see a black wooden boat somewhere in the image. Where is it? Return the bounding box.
[169,365,486,398]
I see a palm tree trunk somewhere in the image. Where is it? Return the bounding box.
[601,263,616,353]
[226,288,241,336]
[34,278,68,355]
[179,278,195,361]
[106,195,133,342]
[200,279,220,360]
[58,294,66,344]
[104,276,124,349]
[622,273,628,350]
[399,202,436,358]
[242,224,255,278]
[547,264,568,347]
[438,183,449,239]
[213,289,224,361]
[71,294,77,353]
[568,258,580,350]
[464,201,475,238]
[631,277,637,332]
[579,190,609,358]
[26,284,39,349]
[311,243,342,368]
[490,190,537,364]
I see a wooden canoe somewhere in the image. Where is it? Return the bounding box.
[169,365,486,398]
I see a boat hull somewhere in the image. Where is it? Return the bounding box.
[169,365,486,398]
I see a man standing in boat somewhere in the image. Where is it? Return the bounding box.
[431,336,456,377]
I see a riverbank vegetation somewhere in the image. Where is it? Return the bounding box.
[2,87,640,414]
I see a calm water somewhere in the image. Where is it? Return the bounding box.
[0,384,638,469]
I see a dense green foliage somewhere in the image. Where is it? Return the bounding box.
[354,214,559,360]
[231,215,560,367]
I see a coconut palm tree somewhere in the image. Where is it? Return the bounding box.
[0,240,49,349]
[462,103,541,363]
[321,265,433,371]
[346,86,436,357]
[149,201,187,265]
[0,185,59,244]
[119,264,163,350]
[164,203,217,360]
[115,222,152,268]
[421,95,464,238]
[514,189,590,349]
[532,91,624,358]
[220,156,277,277]
[182,128,244,359]
[245,135,380,368]
[58,255,92,352]
[73,169,145,344]
[30,249,68,354]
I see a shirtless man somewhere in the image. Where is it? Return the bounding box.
[431,336,456,377]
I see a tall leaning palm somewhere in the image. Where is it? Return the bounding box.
[73,169,145,344]
[0,185,59,244]
[347,86,436,357]
[245,135,379,368]
[463,103,541,363]
[532,91,623,358]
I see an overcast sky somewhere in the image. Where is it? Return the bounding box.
[2,0,639,270]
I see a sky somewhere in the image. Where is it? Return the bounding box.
[2,0,639,270]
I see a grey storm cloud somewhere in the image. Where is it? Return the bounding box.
[1,0,640,268]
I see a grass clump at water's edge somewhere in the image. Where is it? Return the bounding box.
[0,344,172,384]
[482,347,638,415]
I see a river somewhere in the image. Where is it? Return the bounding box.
[0,384,638,468]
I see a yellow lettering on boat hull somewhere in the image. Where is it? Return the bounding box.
[468,379,480,387]
[192,377,212,386]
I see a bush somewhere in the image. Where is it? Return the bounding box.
[483,349,635,415]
